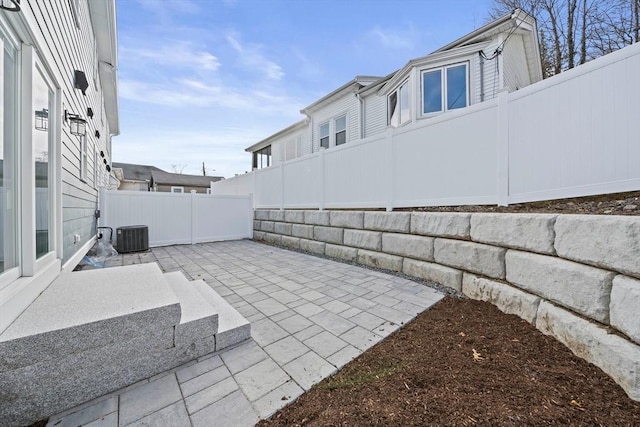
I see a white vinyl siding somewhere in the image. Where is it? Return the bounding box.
[503,34,531,92]
[363,92,387,138]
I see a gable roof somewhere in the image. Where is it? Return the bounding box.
[150,170,224,187]
[112,162,164,182]
[300,75,382,114]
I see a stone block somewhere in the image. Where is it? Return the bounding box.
[304,210,330,226]
[291,224,314,239]
[0,264,180,371]
[253,231,266,241]
[434,239,506,279]
[274,222,292,236]
[610,275,640,345]
[284,210,305,224]
[255,210,270,221]
[364,212,411,233]
[299,239,325,255]
[262,233,282,245]
[382,233,434,261]
[555,215,640,278]
[325,244,358,262]
[357,250,402,272]
[402,259,462,291]
[343,229,382,251]
[260,221,275,233]
[536,301,640,401]
[281,236,301,249]
[313,226,344,244]
[253,220,261,231]
[470,213,556,255]
[329,211,364,229]
[506,250,614,323]
[462,273,541,324]
[268,210,285,222]
[410,212,471,239]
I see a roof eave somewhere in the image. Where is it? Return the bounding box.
[245,119,307,153]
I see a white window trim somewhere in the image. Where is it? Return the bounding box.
[420,61,470,117]
[171,186,184,193]
[388,79,411,128]
[319,121,329,149]
[317,113,348,151]
[79,134,88,182]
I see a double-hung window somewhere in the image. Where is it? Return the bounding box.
[388,80,410,127]
[335,115,346,145]
[422,63,468,115]
[319,122,329,149]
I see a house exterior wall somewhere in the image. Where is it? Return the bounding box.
[0,0,117,333]
[309,92,359,152]
[503,34,532,92]
[155,184,211,194]
[363,91,387,138]
[26,1,114,264]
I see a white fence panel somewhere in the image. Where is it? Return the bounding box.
[392,102,500,207]
[283,155,322,208]
[192,195,253,243]
[254,166,282,208]
[324,136,388,208]
[100,190,252,247]
[211,173,254,195]
[211,43,640,209]
[508,43,640,203]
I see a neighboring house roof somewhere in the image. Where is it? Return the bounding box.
[150,170,224,187]
[112,162,164,182]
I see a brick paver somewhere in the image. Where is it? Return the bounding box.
[47,240,443,426]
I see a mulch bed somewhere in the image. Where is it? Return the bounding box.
[260,297,640,426]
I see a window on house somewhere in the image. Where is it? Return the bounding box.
[389,80,410,127]
[33,65,54,259]
[319,122,329,149]
[335,115,346,145]
[422,63,468,115]
[1,33,18,278]
[80,134,88,181]
[252,145,271,169]
[171,186,184,193]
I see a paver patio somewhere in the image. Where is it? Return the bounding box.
[47,240,444,427]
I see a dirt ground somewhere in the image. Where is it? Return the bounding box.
[396,191,640,215]
[260,297,640,427]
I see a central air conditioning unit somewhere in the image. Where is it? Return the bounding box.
[116,225,149,253]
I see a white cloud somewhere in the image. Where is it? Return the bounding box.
[225,33,285,81]
[120,42,220,73]
[365,25,417,50]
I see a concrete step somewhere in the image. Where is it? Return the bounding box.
[191,280,251,351]
[164,272,219,348]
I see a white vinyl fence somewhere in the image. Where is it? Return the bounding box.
[213,42,640,209]
[99,190,253,247]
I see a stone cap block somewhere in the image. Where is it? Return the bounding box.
[470,213,557,255]
[284,210,305,224]
[268,210,285,222]
[330,211,364,229]
[255,210,270,220]
[411,212,471,239]
[364,212,411,233]
[304,210,330,226]
[555,215,640,278]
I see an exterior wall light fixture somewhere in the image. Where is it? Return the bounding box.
[35,108,48,131]
[87,107,94,118]
[0,0,20,12]
[65,110,87,136]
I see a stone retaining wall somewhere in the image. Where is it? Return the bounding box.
[253,210,640,400]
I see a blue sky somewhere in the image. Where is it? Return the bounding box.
[114,0,494,178]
